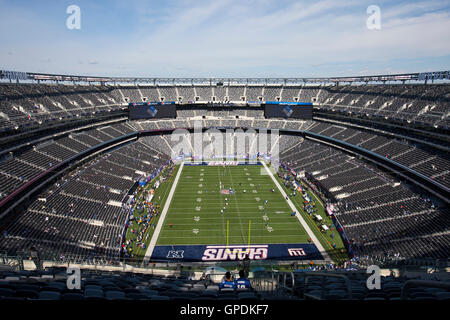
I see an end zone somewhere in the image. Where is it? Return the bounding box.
[152,243,323,262]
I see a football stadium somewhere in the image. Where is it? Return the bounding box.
[0,0,449,309]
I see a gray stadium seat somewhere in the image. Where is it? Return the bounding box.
[14,289,39,299]
[85,285,103,291]
[434,292,450,300]
[201,290,218,298]
[38,291,61,300]
[126,292,149,300]
[0,288,14,298]
[47,282,66,290]
[238,292,258,300]
[150,295,170,300]
[105,290,126,300]
[62,293,85,300]
[84,289,104,298]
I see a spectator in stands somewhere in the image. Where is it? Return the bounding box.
[235,269,252,290]
[242,254,251,277]
[219,271,236,290]
[199,272,212,288]
[29,246,42,270]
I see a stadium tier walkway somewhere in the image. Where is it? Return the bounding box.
[261,161,332,263]
[143,162,185,263]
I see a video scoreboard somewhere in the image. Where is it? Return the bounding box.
[264,102,313,120]
[128,102,177,120]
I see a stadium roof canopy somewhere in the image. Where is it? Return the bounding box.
[1,69,449,85]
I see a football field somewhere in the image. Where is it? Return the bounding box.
[156,164,310,246]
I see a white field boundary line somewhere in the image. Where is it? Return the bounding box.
[143,162,185,263]
[261,161,331,263]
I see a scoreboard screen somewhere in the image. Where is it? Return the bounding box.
[128,102,176,120]
[264,102,313,120]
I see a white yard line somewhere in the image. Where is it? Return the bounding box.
[143,162,185,263]
[261,161,331,263]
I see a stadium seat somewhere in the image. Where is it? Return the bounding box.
[175,286,191,292]
[424,287,444,294]
[238,292,258,300]
[150,295,170,300]
[326,290,348,299]
[99,281,116,287]
[14,289,39,299]
[46,282,66,291]
[62,293,85,300]
[0,288,14,298]
[18,284,40,292]
[126,292,149,300]
[163,290,183,298]
[84,289,104,299]
[349,292,365,300]
[105,290,126,300]
[434,292,450,300]
[409,292,435,299]
[413,296,437,301]
[305,285,322,291]
[365,291,388,299]
[218,292,237,299]
[206,285,220,291]
[141,289,159,297]
[364,297,386,301]
[38,291,61,300]
[85,285,103,292]
[305,290,322,298]
[1,297,26,301]
[0,283,16,291]
[102,285,120,292]
[200,290,218,298]
[171,295,195,301]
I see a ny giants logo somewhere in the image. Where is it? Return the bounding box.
[288,248,306,256]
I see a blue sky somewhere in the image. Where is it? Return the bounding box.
[0,0,449,78]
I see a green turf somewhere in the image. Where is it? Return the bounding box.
[156,165,310,246]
